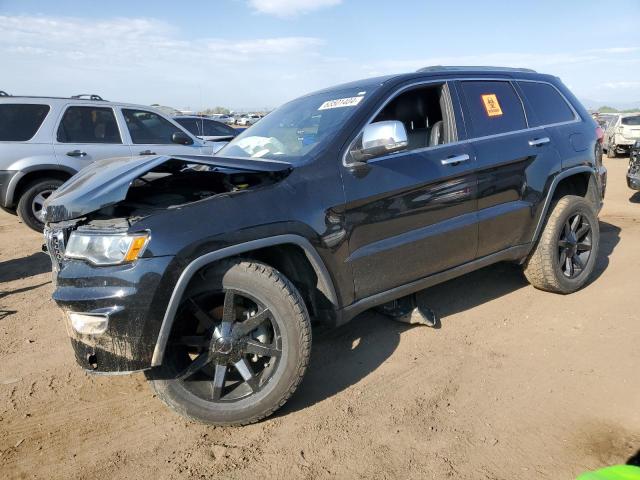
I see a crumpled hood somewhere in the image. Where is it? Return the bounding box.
[43,154,292,223]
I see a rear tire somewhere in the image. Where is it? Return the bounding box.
[147,259,311,425]
[524,196,599,294]
[16,178,63,232]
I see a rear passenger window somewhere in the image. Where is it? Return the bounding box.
[459,81,527,137]
[0,104,50,141]
[517,81,575,126]
[57,106,121,143]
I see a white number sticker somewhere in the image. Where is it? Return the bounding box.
[318,96,364,110]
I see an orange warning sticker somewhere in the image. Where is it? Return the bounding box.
[481,94,503,117]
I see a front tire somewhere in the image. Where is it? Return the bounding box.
[147,259,311,425]
[524,196,599,294]
[16,178,63,232]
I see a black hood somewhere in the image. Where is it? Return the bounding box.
[43,154,292,223]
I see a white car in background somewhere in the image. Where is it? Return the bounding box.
[210,114,236,125]
[604,113,640,157]
[236,114,261,126]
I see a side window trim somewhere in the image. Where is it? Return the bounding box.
[55,104,123,145]
[341,76,582,166]
[341,79,461,166]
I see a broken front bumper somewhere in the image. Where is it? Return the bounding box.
[628,172,640,190]
[52,255,175,373]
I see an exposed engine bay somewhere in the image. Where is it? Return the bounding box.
[91,159,283,223]
[43,155,292,229]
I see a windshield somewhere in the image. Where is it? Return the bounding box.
[217,87,371,163]
[622,115,640,126]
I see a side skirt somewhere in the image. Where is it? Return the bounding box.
[337,243,531,325]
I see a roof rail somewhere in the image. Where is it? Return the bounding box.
[0,91,10,97]
[71,94,105,101]
[417,65,537,73]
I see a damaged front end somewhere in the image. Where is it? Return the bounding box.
[43,154,292,373]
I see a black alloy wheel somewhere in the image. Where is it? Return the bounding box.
[147,260,311,425]
[168,288,282,403]
[558,213,593,279]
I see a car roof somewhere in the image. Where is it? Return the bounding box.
[0,95,172,112]
[306,66,554,98]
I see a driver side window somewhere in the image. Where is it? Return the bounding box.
[123,109,183,144]
[373,83,454,151]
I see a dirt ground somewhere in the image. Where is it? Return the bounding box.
[1,157,639,480]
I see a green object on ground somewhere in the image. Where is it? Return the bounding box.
[577,465,640,480]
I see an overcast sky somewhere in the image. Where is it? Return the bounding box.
[1,0,639,111]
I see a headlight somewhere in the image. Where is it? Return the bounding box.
[65,232,149,265]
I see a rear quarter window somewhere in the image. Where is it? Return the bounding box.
[459,81,527,137]
[517,81,575,126]
[0,104,50,141]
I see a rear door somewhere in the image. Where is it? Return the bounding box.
[457,79,561,257]
[53,104,132,170]
[342,81,478,299]
[120,108,213,156]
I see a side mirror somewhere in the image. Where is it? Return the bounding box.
[172,131,194,146]
[349,120,408,163]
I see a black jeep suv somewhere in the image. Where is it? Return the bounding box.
[43,66,606,425]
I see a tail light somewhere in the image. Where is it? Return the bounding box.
[595,126,604,144]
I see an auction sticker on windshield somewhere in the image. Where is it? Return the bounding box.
[318,96,364,110]
[481,94,503,117]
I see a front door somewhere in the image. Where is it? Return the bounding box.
[342,82,478,300]
[53,105,132,170]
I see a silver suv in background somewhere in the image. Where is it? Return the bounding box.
[0,93,222,231]
[604,113,640,158]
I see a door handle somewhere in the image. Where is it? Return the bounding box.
[528,137,550,147]
[139,150,157,155]
[441,154,470,166]
[66,150,87,157]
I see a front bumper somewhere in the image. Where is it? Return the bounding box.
[628,172,640,190]
[52,255,176,373]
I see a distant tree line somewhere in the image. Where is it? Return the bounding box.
[597,106,640,113]
[201,106,231,115]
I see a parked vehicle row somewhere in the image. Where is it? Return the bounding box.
[42,66,606,426]
[196,112,265,126]
[0,94,227,231]
[603,113,640,158]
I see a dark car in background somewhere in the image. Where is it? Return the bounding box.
[174,115,240,142]
[628,140,640,190]
[43,66,606,426]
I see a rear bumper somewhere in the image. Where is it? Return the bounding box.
[52,255,176,373]
[613,137,637,147]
